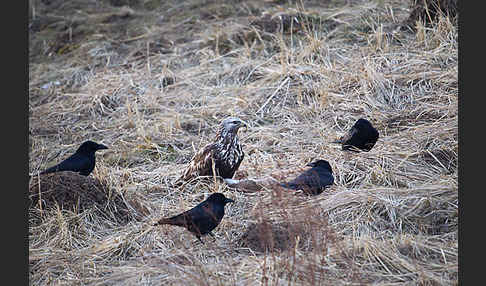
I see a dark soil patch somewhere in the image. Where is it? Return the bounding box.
[402,0,458,31]
[29,172,138,225]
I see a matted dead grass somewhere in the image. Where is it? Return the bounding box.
[29,0,457,284]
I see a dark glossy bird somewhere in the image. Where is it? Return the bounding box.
[280,159,334,195]
[334,118,379,152]
[175,117,246,185]
[40,140,108,176]
[154,193,234,242]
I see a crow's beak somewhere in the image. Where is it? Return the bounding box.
[225,198,235,204]
[306,162,316,167]
[98,144,109,150]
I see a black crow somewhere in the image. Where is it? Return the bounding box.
[175,117,246,185]
[280,159,334,195]
[40,140,108,176]
[154,193,234,243]
[335,118,379,152]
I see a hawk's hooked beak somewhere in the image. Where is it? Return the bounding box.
[239,120,248,132]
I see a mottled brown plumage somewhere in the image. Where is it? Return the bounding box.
[175,117,246,185]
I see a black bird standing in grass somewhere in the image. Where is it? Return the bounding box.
[40,140,108,176]
[334,118,379,152]
[154,193,234,243]
[175,117,246,185]
[280,159,334,195]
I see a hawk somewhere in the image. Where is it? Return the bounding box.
[175,117,246,185]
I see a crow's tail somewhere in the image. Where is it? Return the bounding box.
[39,165,58,175]
[153,218,172,226]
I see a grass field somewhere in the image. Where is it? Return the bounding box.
[29,0,458,284]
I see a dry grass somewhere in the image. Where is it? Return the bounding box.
[29,0,457,284]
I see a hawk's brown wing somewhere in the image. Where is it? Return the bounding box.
[175,143,216,184]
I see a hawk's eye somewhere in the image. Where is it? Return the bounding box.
[232,120,239,124]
